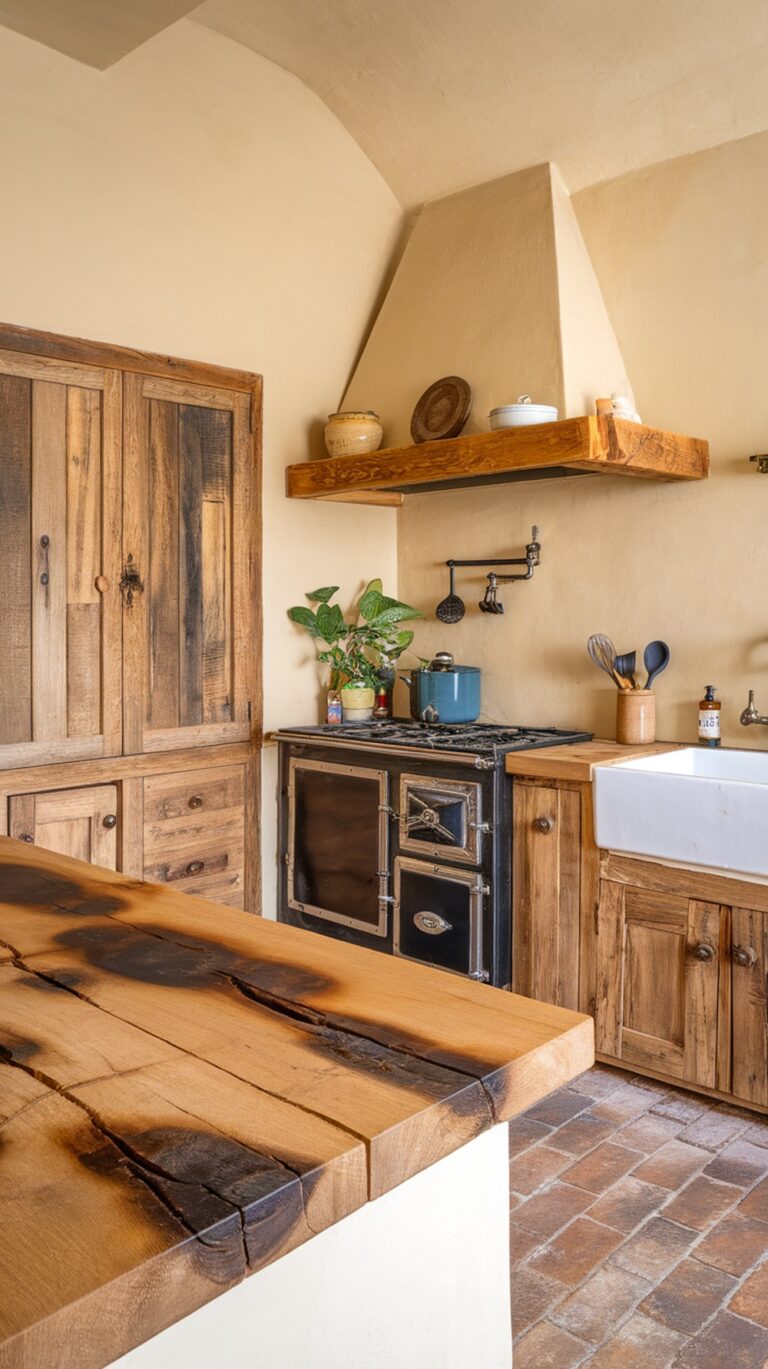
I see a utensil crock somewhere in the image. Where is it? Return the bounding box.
[616,689,656,745]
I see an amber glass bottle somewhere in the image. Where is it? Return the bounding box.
[698,685,721,747]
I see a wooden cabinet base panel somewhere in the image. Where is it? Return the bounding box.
[596,1053,768,1116]
[0,746,259,915]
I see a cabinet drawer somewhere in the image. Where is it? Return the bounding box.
[142,766,244,824]
[143,766,245,907]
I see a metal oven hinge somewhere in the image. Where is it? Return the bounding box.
[473,757,495,770]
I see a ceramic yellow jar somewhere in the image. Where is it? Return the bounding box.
[324,410,383,458]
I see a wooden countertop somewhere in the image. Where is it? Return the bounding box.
[505,738,680,783]
[0,838,592,1369]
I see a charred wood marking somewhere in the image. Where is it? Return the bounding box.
[1,857,502,1114]
[0,863,125,917]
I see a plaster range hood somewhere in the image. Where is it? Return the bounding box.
[286,162,708,505]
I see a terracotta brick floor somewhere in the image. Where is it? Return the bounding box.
[509,1065,768,1367]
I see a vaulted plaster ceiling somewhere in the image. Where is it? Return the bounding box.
[0,0,199,68]
[2,1,767,206]
[193,0,768,206]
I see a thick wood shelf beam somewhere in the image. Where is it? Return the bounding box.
[286,416,709,502]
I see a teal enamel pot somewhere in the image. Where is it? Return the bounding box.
[401,655,481,723]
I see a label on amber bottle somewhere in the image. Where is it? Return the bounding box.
[698,708,720,740]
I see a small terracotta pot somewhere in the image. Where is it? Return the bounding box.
[616,689,656,745]
[324,411,383,458]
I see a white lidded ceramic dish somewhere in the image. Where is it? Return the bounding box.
[489,396,558,429]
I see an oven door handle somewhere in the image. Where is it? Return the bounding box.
[413,911,452,935]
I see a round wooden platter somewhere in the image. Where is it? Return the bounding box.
[410,375,472,444]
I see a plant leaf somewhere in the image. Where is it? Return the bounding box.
[306,585,339,603]
[287,605,320,637]
[359,587,384,622]
[316,601,347,644]
[367,596,423,628]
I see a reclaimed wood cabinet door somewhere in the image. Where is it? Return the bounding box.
[512,781,581,1009]
[0,350,122,770]
[8,784,119,870]
[122,374,256,755]
[596,879,722,1089]
[731,907,768,1107]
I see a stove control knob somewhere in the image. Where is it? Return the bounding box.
[414,911,452,936]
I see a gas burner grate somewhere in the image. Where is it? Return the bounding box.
[281,720,592,756]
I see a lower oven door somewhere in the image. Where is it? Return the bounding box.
[393,856,485,978]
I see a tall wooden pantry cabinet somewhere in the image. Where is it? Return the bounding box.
[0,322,261,911]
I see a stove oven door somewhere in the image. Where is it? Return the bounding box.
[287,758,389,937]
[398,773,484,865]
[393,856,486,979]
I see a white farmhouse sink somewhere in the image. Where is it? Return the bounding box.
[594,747,768,880]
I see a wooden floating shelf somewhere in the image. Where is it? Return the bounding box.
[286,416,709,506]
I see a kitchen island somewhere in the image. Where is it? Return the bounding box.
[0,838,593,1369]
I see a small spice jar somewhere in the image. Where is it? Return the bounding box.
[616,690,656,745]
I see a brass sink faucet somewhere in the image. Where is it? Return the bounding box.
[740,690,768,726]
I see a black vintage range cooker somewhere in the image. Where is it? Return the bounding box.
[275,720,591,988]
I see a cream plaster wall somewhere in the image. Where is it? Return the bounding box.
[395,132,768,748]
[0,20,402,907]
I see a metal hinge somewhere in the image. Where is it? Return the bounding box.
[119,555,144,608]
[473,756,495,771]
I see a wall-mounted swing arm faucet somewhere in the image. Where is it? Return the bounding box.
[438,526,541,619]
[740,690,768,727]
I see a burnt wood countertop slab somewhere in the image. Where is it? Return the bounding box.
[0,838,593,1369]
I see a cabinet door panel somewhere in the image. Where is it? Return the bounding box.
[731,907,768,1106]
[9,785,119,871]
[0,353,121,768]
[512,782,580,1008]
[123,374,254,755]
[596,879,721,1089]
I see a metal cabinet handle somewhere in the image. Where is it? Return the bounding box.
[102,814,117,829]
[414,911,452,935]
[39,534,50,589]
[533,816,553,833]
[18,833,33,843]
[186,860,205,876]
[188,795,204,809]
[693,942,715,962]
[732,944,758,968]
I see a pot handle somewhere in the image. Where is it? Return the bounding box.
[421,703,439,723]
[400,674,412,688]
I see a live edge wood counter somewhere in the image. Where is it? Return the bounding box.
[0,838,592,1369]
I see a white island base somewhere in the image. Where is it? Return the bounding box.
[112,1126,512,1369]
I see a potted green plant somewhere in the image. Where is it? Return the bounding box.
[288,580,421,721]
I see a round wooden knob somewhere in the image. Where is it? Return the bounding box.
[186,860,204,876]
[693,943,715,962]
[95,575,108,593]
[102,814,117,829]
[732,944,757,968]
[18,833,33,843]
[533,817,552,833]
[188,795,204,810]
